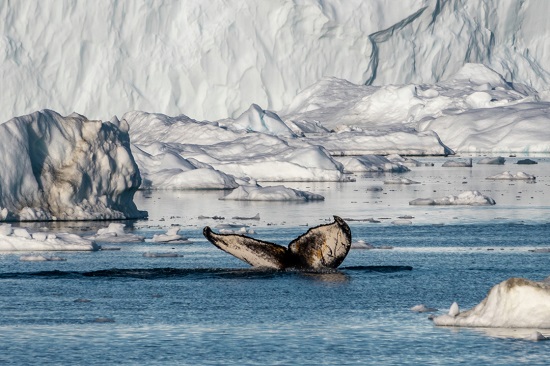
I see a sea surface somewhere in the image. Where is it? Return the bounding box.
[1,157,550,365]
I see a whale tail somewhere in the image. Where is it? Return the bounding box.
[203,216,352,270]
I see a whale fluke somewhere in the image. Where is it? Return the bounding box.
[203,216,352,270]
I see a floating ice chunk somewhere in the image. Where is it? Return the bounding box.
[232,213,260,220]
[13,228,31,239]
[351,240,375,249]
[409,191,496,206]
[478,157,505,165]
[0,224,13,236]
[433,278,550,328]
[384,178,420,185]
[0,230,97,251]
[219,227,255,235]
[150,227,191,243]
[220,185,324,201]
[449,302,460,317]
[442,159,472,167]
[411,304,438,313]
[486,171,536,180]
[88,223,145,243]
[517,159,538,165]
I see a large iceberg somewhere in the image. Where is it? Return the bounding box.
[2,0,549,123]
[0,110,146,221]
[433,277,550,328]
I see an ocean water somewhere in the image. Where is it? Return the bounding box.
[1,157,550,365]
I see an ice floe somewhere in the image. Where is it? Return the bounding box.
[220,185,324,202]
[87,223,145,243]
[409,191,496,206]
[0,224,98,251]
[149,227,191,244]
[478,157,505,165]
[384,178,420,185]
[486,171,536,181]
[433,277,550,328]
[335,155,410,173]
[20,255,67,262]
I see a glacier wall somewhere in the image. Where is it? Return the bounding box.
[1,0,549,123]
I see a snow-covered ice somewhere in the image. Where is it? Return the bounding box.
[0,224,98,251]
[149,227,191,244]
[486,171,536,181]
[87,223,145,243]
[433,277,550,328]
[411,304,438,313]
[335,155,410,173]
[384,178,420,185]
[4,1,549,128]
[220,185,324,202]
[409,191,496,206]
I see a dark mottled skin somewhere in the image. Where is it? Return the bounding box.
[203,216,352,270]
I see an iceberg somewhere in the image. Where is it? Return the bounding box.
[0,110,146,221]
[3,1,549,124]
[409,191,496,206]
[433,277,550,328]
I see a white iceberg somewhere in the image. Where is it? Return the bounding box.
[433,277,550,328]
[0,224,98,251]
[220,185,324,202]
[0,110,146,221]
[87,223,145,243]
[486,171,536,180]
[409,191,496,206]
[125,111,345,182]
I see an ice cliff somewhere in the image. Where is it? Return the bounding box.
[0,110,146,221]
[2,0,549,123]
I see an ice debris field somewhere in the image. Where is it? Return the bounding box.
[2,0,550,338]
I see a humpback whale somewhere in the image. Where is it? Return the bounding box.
[203,216,352,270]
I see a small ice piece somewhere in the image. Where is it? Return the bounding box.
[517,159,537,165]
[478,157,505,165]
[93,317,115,323]
[232,213,260,220]
[411,304,438,313]
[0,224,13,236]
[150,226,190,243]
[88,223,145,243]
[409,191,495,206]
[442,158,472,167]
[383,178,420,185]
[449,302,460,316]
[31,232,48,241]
[351,240,375,249]
[13,228,32,239]
[486,171,536,180]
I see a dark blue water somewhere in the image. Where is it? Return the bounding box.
[1,223,549,365]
